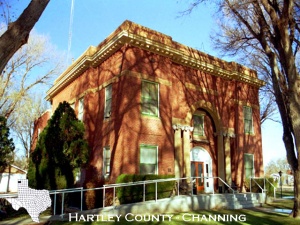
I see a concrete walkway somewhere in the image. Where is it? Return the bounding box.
[0,215,51,225]
[0,193,293,225]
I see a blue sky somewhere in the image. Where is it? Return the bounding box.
[13,0,285,166]
[31,0,216,64]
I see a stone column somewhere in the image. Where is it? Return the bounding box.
[173,124,193,181]
[173,127,183,178]
[217,131,225,192]
[183,129,191,180]
[224,136,232,186]
[225,129,235,188]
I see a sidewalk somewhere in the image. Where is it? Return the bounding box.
[0,215,51,225]
[0,196,294,225]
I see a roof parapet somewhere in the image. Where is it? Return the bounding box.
[46,20,264,101]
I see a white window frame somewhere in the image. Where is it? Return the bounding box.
[244,153,254,179]
[104,84,112,118]
[103,146,111,177]
[141,80,159,117]
[140,145,158,175]
[78,98,84,121]
[243,106,253,134]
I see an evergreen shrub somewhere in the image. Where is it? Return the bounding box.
[116,174,175,204]
[245,177,277,196]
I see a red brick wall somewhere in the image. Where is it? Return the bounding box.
[46,45,263,185]
[31,110,51,151]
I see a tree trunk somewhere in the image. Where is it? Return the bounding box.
[0,0,50,75]
[293,168,300,218]
[268,50,299,217]
[288,83,300,218]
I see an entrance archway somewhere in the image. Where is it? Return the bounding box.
[190,147,213,193]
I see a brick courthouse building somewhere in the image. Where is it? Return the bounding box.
[35,20,265,193]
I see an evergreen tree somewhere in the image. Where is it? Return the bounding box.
[28,101,89,189]
[0,116,14,172]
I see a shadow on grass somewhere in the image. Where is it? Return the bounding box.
[266,199,293,210]
[166,209,296,225]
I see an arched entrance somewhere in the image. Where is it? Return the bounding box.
[190,147,213,193]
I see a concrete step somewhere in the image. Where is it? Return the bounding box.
[189,192,264,210]
[221,193,262,209]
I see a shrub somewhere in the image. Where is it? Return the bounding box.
[245,177,277,196]
[116,174,175,204]
[265,177,277,197]
[85,177,102,210]
[28,101,89,190]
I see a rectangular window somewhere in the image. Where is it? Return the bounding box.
[103,147,111,176]
[193,114,205,137]
[78,98,84,121]
[141,81,159,116]
[243,106,253,134]
[104,84,112,118]
[244,153,254,179]
[140,145,158,175]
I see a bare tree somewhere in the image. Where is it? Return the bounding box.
[10,95,48,168]
[0,0,50,75]
[0,29,63,169]
[247,49,280,124]
[265,158,290,177]
[260,91,279,124]
[0,30,62,118]
[184,0,300,217]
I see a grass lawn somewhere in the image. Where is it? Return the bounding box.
[48,199,300,225]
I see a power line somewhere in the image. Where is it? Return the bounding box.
[67,0,75,66]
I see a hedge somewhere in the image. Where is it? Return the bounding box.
[116,174,175,204]
[245,177,277,196]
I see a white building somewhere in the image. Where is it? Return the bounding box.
[0,165,27,193]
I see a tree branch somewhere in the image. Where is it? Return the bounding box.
[0,0,50,75]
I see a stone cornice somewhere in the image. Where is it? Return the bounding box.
[46,20,265,101]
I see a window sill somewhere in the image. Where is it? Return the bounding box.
[103,174,110,181]
[192,136,209,144]
[104,117,112,122]
[141,114,160,119]
[192,140,210,144]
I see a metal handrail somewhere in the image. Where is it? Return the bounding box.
[265,178,277,198]
[250,178,264,193]
[103,177,179,188]
[103,177,180,208]
[0,193,18,198]
[49,187,84,216]
[250,177,277,198]
[49,187,83,194]
[0,176,237,217]
[215,176,236,194]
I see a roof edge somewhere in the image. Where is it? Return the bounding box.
[46,20,264,101]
